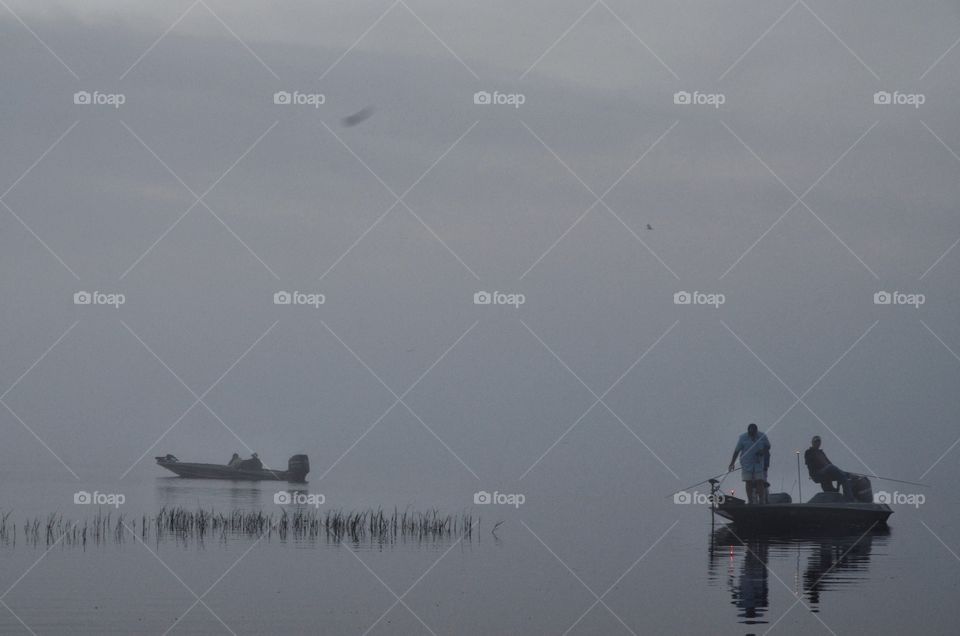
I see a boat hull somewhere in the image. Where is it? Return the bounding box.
[156,459,305,482]
[715,501,892,533]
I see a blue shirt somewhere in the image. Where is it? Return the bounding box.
[735,432,770,471]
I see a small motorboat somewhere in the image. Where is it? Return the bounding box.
[155,454,310,483]
[709,478,892,533]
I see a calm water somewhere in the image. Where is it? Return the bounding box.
[1,471,957,635]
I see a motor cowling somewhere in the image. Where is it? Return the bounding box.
[287,455,310,482]
[851,475,873,503]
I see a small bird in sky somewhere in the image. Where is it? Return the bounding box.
[646,223,653,230]
[342,106,374,127]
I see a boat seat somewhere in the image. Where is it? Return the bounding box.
[808,492,847,504]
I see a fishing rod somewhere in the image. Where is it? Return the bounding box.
[852,473,930,488]
[667,466,741,498]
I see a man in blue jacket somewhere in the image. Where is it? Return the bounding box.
[728,423,771,504]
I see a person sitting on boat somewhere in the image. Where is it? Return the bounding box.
[228,453,242,469]
[728,423,771,504]
[804,436,853,500]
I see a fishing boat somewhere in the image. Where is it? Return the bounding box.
[155,454,310,483]
[708,478,892,532]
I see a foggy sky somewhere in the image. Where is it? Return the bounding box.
[1,1,959,508]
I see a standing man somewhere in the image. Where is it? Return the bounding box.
[804,436,853,500]
[729,423,771,504]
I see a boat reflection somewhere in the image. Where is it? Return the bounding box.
[708,526,889,626]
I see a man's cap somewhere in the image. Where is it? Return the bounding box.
[812,435,821,443]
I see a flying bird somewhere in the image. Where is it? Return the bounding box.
[341,106,374,127]
[646,224,653,230]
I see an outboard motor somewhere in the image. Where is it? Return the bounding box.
[287,454,310,482]
[851,475,873,503]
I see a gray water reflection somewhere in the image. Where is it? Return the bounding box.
[709,526,888,627]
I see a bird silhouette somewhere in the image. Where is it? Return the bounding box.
[342,106,374,127]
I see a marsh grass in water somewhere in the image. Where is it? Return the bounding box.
[1,507,476,548]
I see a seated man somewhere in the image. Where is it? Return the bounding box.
[228,453,242,468]
[803,436,852,500]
